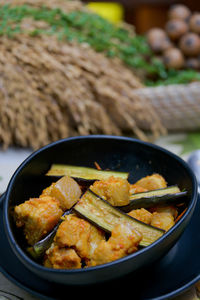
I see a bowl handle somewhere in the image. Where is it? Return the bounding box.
[0,193,5,207]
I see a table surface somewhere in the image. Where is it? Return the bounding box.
[0,134,199,300]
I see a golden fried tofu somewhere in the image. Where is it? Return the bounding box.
[14,196,63,245]
[41,175,82,211]
[55,214,92,258]
[150,206,178,218]
[88,224,142,267]
[150,206,178,231]
[90,176,130,206]
[86,221,107,261]
[54,214,105,261]
[128,208,153,224]
[44,245,82,269]
[151,212,174,231]
[131,174,167,191]
[129,185,148,194]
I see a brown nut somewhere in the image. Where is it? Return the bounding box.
[185,57,200,69]
[163,48,185,69]
[146,28,167,43]
[146,28,172,53]
[189,13,200,34]
[148,37,173,53]
[165,19,188,40]
[168,4,191,21]
[179,33,200,56]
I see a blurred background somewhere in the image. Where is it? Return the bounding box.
[83,1,200,32]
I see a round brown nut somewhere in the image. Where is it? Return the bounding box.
[146,28,167,44]
[189,13,200,34]
[165,19,188,40]
[146,28,172,53]
[163,48,185,69]
[168,4,191,21]
[148,36,173,53]
[185,57,200,69]
[179,33,200,56]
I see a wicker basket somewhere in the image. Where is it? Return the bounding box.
[133,82,200,131]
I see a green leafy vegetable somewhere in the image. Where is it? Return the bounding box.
[0,4,199,85]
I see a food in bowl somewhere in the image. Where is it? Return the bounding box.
[13,164,187,270]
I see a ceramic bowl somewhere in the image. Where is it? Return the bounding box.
[2,135,198,285]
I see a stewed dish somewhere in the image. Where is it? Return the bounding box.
[3,136,197,285]
[14,164,188,269]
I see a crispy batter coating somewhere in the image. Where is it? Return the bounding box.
[150,206,178,217]
[90,176,130,206]
[128,208,153,224]
[44,214,105,269]
[129,185,148,194]
[88,224,142,267]
[41,175,82,210]
[131,174,167,191]
[128,205,178,231]
[128,206,178,231]
[14,196,63,245]
[55,214,105,259]
[151,212,174,231]
[44,245,81,269]
[150,206,178,231]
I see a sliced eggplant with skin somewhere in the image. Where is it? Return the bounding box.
[74,189,165,247]
[130,185,181,199]
[46,164,129,181]
[120,186,187,212]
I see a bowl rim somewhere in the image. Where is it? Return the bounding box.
[3,135,198,275]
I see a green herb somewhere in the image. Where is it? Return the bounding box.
[0,4,199,86]
[146,69,200,86]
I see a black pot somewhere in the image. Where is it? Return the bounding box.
[1,135,198,285]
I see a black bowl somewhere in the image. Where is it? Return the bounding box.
[2,135,198,285]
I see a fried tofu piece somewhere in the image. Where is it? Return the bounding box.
[53,214,105,262]
[44,214,105,269]
[150,206,178,231]
[44,245,81,269]
[55,214,92,258]
[150,206,178,218]
[128,208,153,224]
[88,224,142,267]
[44,210,143,269]
[151,212,174,231]
[129,185,148,194]
[14,196,63,245]
[90,176,130,206]
[131,174,167,191]
[41,175,82,211]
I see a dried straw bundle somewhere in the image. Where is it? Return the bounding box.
[0,0,165,149]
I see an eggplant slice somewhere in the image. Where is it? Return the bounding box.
[46,164,129,181]
[74,189,165,247]
[120,186,188,212]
